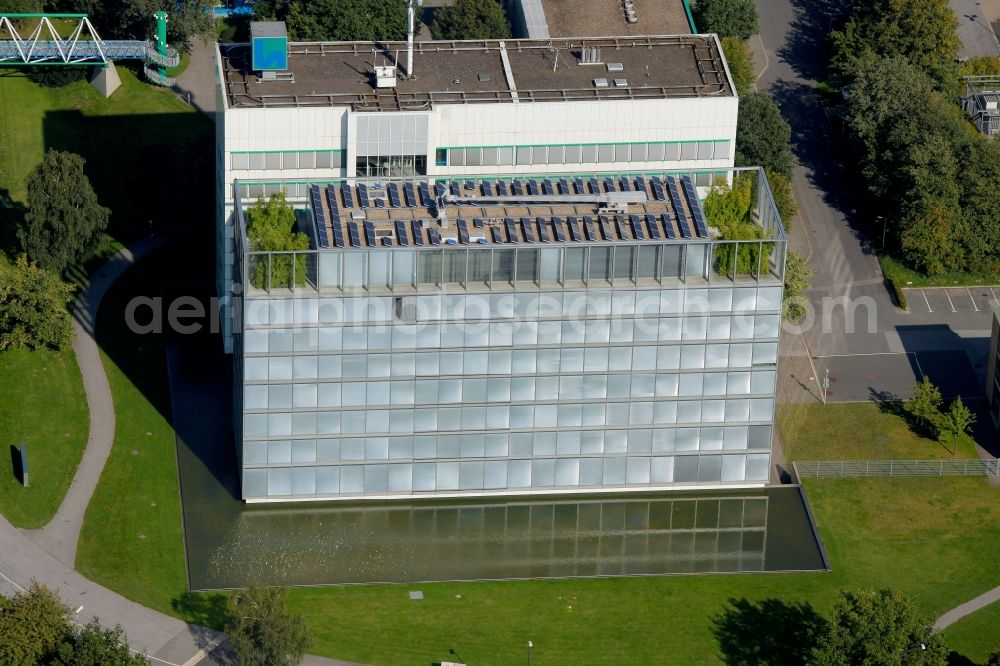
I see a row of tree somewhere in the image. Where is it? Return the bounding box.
[1,582,312,666]
[905,376,976,450]
[252,0,510,42]
[715,587,1000,666]
[831,0,1000,275]
[1,149,107,351]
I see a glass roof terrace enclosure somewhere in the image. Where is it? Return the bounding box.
[232,167,787,298]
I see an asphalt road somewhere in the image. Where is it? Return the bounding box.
[756,0,998,430]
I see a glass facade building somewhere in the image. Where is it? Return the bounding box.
[232,168,786,502]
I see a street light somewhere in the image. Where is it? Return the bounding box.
[527,640,533,666]
[878,215,887,249]
[822,368,830,405]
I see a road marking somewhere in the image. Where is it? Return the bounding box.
[912,352,925,379]
[754,34,770,85]
[967,288,979,312]
[922,290,933,313]
[0,568,25,593]
[180,637,225,666]
[945,289,957,313]
[992,288,998,307]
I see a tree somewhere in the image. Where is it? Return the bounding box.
[431,0,510,40]
[50,619,148,666]
[765,169,797,230]
[226,585,311,666]
[959,56,1000,77]
[940,397,975,453]
[735,92,793,179]
[830,0,960,93]
[255,0,408,42]
[19,150,110,275]
[987,646,1000,666]
[61,0,213,45]
[904,375,943,436]
[693,0,759,40]
[0,581,72,666]
[812,589,948,666]
[0,1,42,11]
[246,193,310,289]
[704,175,773,276]
[721,36,755,97]
[783,251,812,322]
[0,256,75,351]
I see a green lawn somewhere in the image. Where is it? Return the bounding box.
[75,253,187,613]
[880,254,1000,289]
[0,346,88,528]
[778,402,979,461]
[0,67,212,244]
[942,602,1000,664]
[273,478,1000,665]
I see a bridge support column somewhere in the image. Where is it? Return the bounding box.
[90,61,121,98]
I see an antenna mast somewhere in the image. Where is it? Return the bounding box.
[405,0,423,78]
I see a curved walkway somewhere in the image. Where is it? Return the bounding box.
[935,584,1000,630]
[25,236,165,565]
[1,241,353,665]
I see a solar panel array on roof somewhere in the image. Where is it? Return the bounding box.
[661,213,677,239]
[520,217,535,242]
[651,176,666,201]
[403,182,417,207]
[435,182,447,198]
[588,177,599,194]
[542,179,554,195]
[537,217,550,242]
[567,216,581,241]
[340,182,354,208]
[347,222,361,247]
[558,178,570,194]
[603,177,615,192]
[395,220,409,246]
[496,179,509,196]
[599,217,613,240]
[645,213,661,240]
[490,227,504,243]
[419,183,431,206]
[551,217,566,242]
[364,221,377,246]
[457,219,470,245]
[309,185,330,248]
[481,181,493,196]
[504,217,519,243]
[411,220,424,246]
[573,177,585,194]
[681,175,710,238]
[629,214,645,240]
[527,179,539,196]
[428,227,441,246]
[387,183,401,208]
[357,183,370,208]
[583,216,597,241]
[619,176,631,192]
[614,216,628,240]
[512,179,524,195]
[666,177,692,239]
[450,181,461,197]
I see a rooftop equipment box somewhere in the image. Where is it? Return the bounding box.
[251,21,288,71]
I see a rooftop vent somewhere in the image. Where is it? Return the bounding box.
[478,73,491,82]
[580,46,603,65]
[593,78,609,88]
[614,78,628,87]
[375,65,396,89]
[607,62,624,72]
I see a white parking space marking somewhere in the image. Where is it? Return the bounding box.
[967,289,979,312]
[945,289,957,313]
[922,290,933,313]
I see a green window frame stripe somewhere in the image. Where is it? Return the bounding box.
[439,140,728,151]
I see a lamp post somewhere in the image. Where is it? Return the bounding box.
[878,215,887,249]
[527,640,533,666]
[822,368,830,405]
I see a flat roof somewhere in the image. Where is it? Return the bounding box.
[220,35,732,109]
[541,0,692,38]
[293,174,720,251]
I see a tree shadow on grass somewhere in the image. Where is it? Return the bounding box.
[172,591,229,631]
[0,187,25,261]
[712,597,828,665]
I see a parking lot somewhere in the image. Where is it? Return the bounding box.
[905,286,1000,315]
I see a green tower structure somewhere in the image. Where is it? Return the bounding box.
[153,10,168,80]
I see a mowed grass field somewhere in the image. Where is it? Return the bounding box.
[778,402,979,461]
[0,346,88,528]
[0,69,209,526]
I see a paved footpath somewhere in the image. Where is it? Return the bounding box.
[935,584,1000,630]
[1,241,358,665]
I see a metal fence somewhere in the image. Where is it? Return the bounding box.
[794,459,1000,479]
